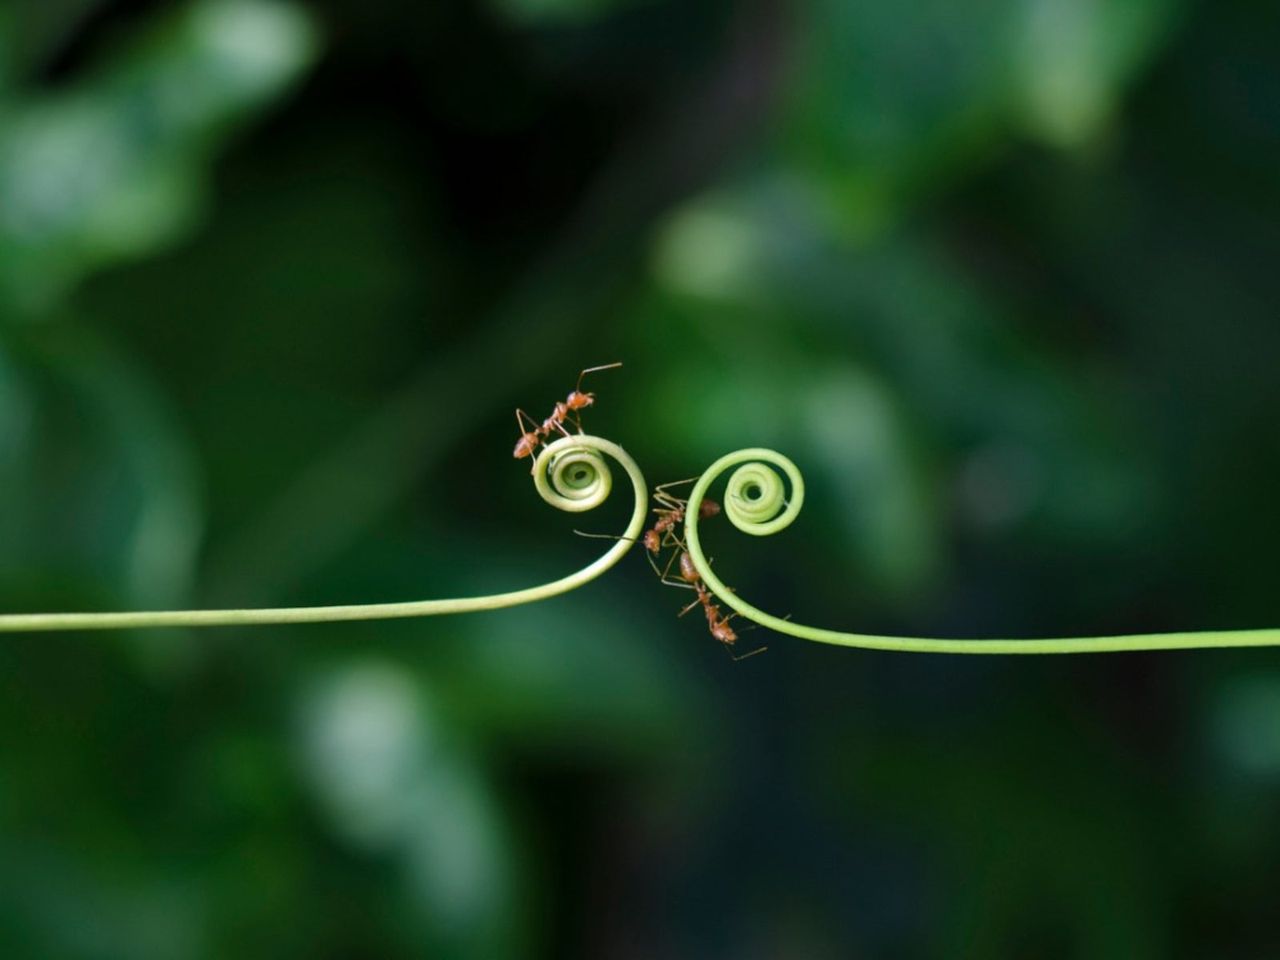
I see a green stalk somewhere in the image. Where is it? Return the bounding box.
[684,448,1280,654]
[0,435,646,632]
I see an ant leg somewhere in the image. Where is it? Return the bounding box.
[678,598,702,618]
[515,408,542,438]
[652,498,684,517]
[730,645,768,662]
[653,492,690,512]
[652,550,695,590]
[516,408,541,432]
[658,574,697,592]
[658,548,680,580]
[653,477,699,495]
[572,530,640,543]
[725,612,791,634]
[661,528,690,550]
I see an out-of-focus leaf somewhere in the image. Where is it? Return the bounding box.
[0,324,202,612]
[648,184,1156,570]
[0,843,206,959]
[785,0,1015,235]
[801,368,940,596]
[1013,0,1180,146]
[436,580,703,753]
[298,661,521,959]
[826,709,1171,959]
[1210,675,1280,781]
[0,0,318,314]
[784,0,1180,234]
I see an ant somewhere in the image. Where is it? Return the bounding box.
[513,363,622,468]
[573,478,720,556]
[647,478,721,552]
[653,545,766,662]
[644,481,764,659]
[575,477,763,661]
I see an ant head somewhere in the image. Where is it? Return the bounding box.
[564,390,595,411]
[513,434,539,459]
[643,530,661,553]
[698,499,721,519]
[712,621,737,644]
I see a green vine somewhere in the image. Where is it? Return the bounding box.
[684,448,1280,654]
[0,435,646,632]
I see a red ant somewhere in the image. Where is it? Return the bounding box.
[575,477,762,660]
[573,478,720,556]
[647,478,721,552]
[653,546,766,661]
[645,481,765,659]
[513,363,622,467]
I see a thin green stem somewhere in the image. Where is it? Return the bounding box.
[0,435,647,633]
[684,448,1280,654]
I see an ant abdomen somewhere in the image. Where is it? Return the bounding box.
[514,434,539,459]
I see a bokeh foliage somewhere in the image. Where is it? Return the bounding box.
[2,0,1280,957]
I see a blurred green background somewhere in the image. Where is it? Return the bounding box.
[2,0,1279,956]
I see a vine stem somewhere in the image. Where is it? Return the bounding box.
[0,435,647,633]
[684,448,1280,654]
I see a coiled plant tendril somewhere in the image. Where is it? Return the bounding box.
[0,435,647,632]
[684,448,1280,654]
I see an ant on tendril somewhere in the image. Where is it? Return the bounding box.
[576,478,721,562]
[512,363,622,470]
[653,545,767,662]
[580,478,765,661]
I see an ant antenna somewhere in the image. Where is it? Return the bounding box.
[574,362,623,393]
[572,529,638,541]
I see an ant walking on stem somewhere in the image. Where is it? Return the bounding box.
[573,477,720,557]
[653,545,767,662]
[647,480,765,661]
[574,477,761,659]
[647,478,721,553]
[513,363,622,469]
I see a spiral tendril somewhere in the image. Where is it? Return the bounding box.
[684,448,1280,654]
[0,434,647,633]
[719,454,804,537]
[535,442,613,512]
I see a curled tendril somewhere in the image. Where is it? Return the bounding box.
[716,452,804,537]
[0,434,647,633]
[684,448,1280,654]
[534,441,613,513]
